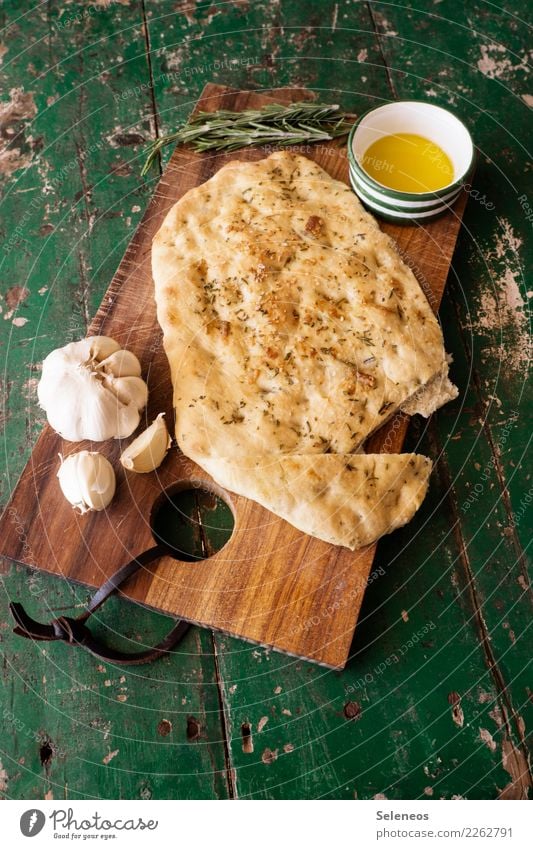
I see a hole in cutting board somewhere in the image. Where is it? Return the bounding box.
[150,482,234,561]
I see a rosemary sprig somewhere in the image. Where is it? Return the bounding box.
[141,102,353,175]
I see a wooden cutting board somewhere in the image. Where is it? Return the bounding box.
[0,84,467,668]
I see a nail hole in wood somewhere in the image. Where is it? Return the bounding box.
[186,715,201,741]
[39,741,54,766]
[343,701,362,721]
[241,722,254,753]
[157,719,172,737]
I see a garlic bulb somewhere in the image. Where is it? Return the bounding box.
[120,413,171,473]
[38,336,148,441]
[57,451,116,514]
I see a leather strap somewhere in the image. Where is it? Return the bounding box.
[9,544,190,665]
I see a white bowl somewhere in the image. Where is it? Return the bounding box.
[347,101,474,220]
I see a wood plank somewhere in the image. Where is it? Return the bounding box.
[208,0,531,799]
[215,402,529,799]
[1,566,230,800]
[0,81,469,669]
[369,0,532,793]
[2,0,529,803]
[0,0,230,801]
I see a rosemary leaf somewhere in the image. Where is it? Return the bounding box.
[141,101,353,175]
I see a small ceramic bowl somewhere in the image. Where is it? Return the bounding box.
[347,101,474,221]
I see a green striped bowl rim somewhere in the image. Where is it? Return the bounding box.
[347,101,475,207]
[349,164,462,211]
[349,170,461,221]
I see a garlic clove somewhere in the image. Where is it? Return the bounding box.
[57,453,85,508]
[57,451,116,514]
[79,453,116,511]
[80,383,115,441]
[115,405,143,441]
[105,375,149,409]
[96,349,142,378]
[90,336,122,362]
[81,381,145,441]
[120,413,171,473]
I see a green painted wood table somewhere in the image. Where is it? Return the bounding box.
[0,0,531,800]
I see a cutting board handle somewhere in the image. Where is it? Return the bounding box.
[9,544,190,665]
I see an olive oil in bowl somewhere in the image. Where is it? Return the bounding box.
[348,101,474,220]
[362,133,454,193]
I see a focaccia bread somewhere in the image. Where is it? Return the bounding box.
[199,453,432,550]
[153,151,454,547]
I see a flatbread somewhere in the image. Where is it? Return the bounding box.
[153,151,453,547]
[199,453,432,550]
